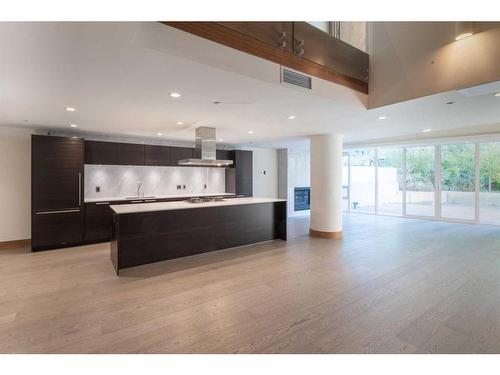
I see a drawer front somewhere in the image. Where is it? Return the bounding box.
[32,210,83,249]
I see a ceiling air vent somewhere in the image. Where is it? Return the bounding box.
[281,68,312,90]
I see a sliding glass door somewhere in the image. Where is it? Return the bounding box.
[480,142,500,225]
[345,141,500,225]
[377,147,403,216]
[349,149,376,213]
[405,146,436,217]
[440,143,476,221]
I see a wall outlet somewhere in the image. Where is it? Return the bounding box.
[176,185,182,190]
[95,186,100,193]
[182,184,186,189]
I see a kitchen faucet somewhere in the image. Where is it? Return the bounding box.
[137,182,143,198]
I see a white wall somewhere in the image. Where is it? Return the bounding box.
[0,127,32,242]
[249,147,278,198]
[368,22,500,108]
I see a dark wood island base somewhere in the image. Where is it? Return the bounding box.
[110,199,287,275]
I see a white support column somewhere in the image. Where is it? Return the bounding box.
[309,134,343,239]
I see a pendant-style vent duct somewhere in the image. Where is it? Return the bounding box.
[281,68,312,90]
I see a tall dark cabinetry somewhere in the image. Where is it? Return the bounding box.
[235,150,253,197]
[31,135,84,250]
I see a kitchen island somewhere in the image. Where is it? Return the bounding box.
[110,197,287,274]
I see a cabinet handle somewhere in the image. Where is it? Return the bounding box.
[78,172,82,206]
[298,48,305,56]
[279,40,287,49]
[36,209,81,215]
[96,202,110,205]
[279,31,286,39]
[296,39,304,47]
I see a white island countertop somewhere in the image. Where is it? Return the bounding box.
[110,197,286,215]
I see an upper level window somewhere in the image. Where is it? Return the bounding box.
[306,21,366,52]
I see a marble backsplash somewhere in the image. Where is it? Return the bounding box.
[84,165,226,199]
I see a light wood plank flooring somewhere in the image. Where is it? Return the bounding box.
[1,213,500,353]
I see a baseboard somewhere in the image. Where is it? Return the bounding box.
[0,239,31,250]
[309,228,343,239]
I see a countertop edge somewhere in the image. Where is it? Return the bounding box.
[110,198,287,215]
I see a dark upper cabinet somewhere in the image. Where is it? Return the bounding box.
[169,147,194,166]
[292,22,369,83]
[85,140,144,166]
[32,135,84,212]
[145,145,170,166]
[218,22,293,53]
[85,140,117,165]
[84,141,234,168]
[115,143,145,165]
[34,135,84,170]
[216,149,235,164]
[234,150,253,197]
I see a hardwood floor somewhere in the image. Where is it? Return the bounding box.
[1,213,500,353]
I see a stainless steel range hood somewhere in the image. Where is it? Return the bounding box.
[178,127,233,167]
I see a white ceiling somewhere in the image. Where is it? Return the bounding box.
[0,22,499,148]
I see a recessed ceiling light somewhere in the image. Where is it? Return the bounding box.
[65,107,76,112]
[69,124,78,128]
[495,93,500,97]
[288,115,296,120]
[248,130,254,134]
[455,22,473,41]
[170,92,181,98]
[176,121,184,125]
[455,32,473,41]
[218,139,223,142]
[377,116,387,120]
[422,128,432,133]
[157,132,163,136]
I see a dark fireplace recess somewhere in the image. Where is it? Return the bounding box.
[294,187,310,211]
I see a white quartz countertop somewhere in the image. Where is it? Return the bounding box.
[85,192,235,203]
[111,197,286,215]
